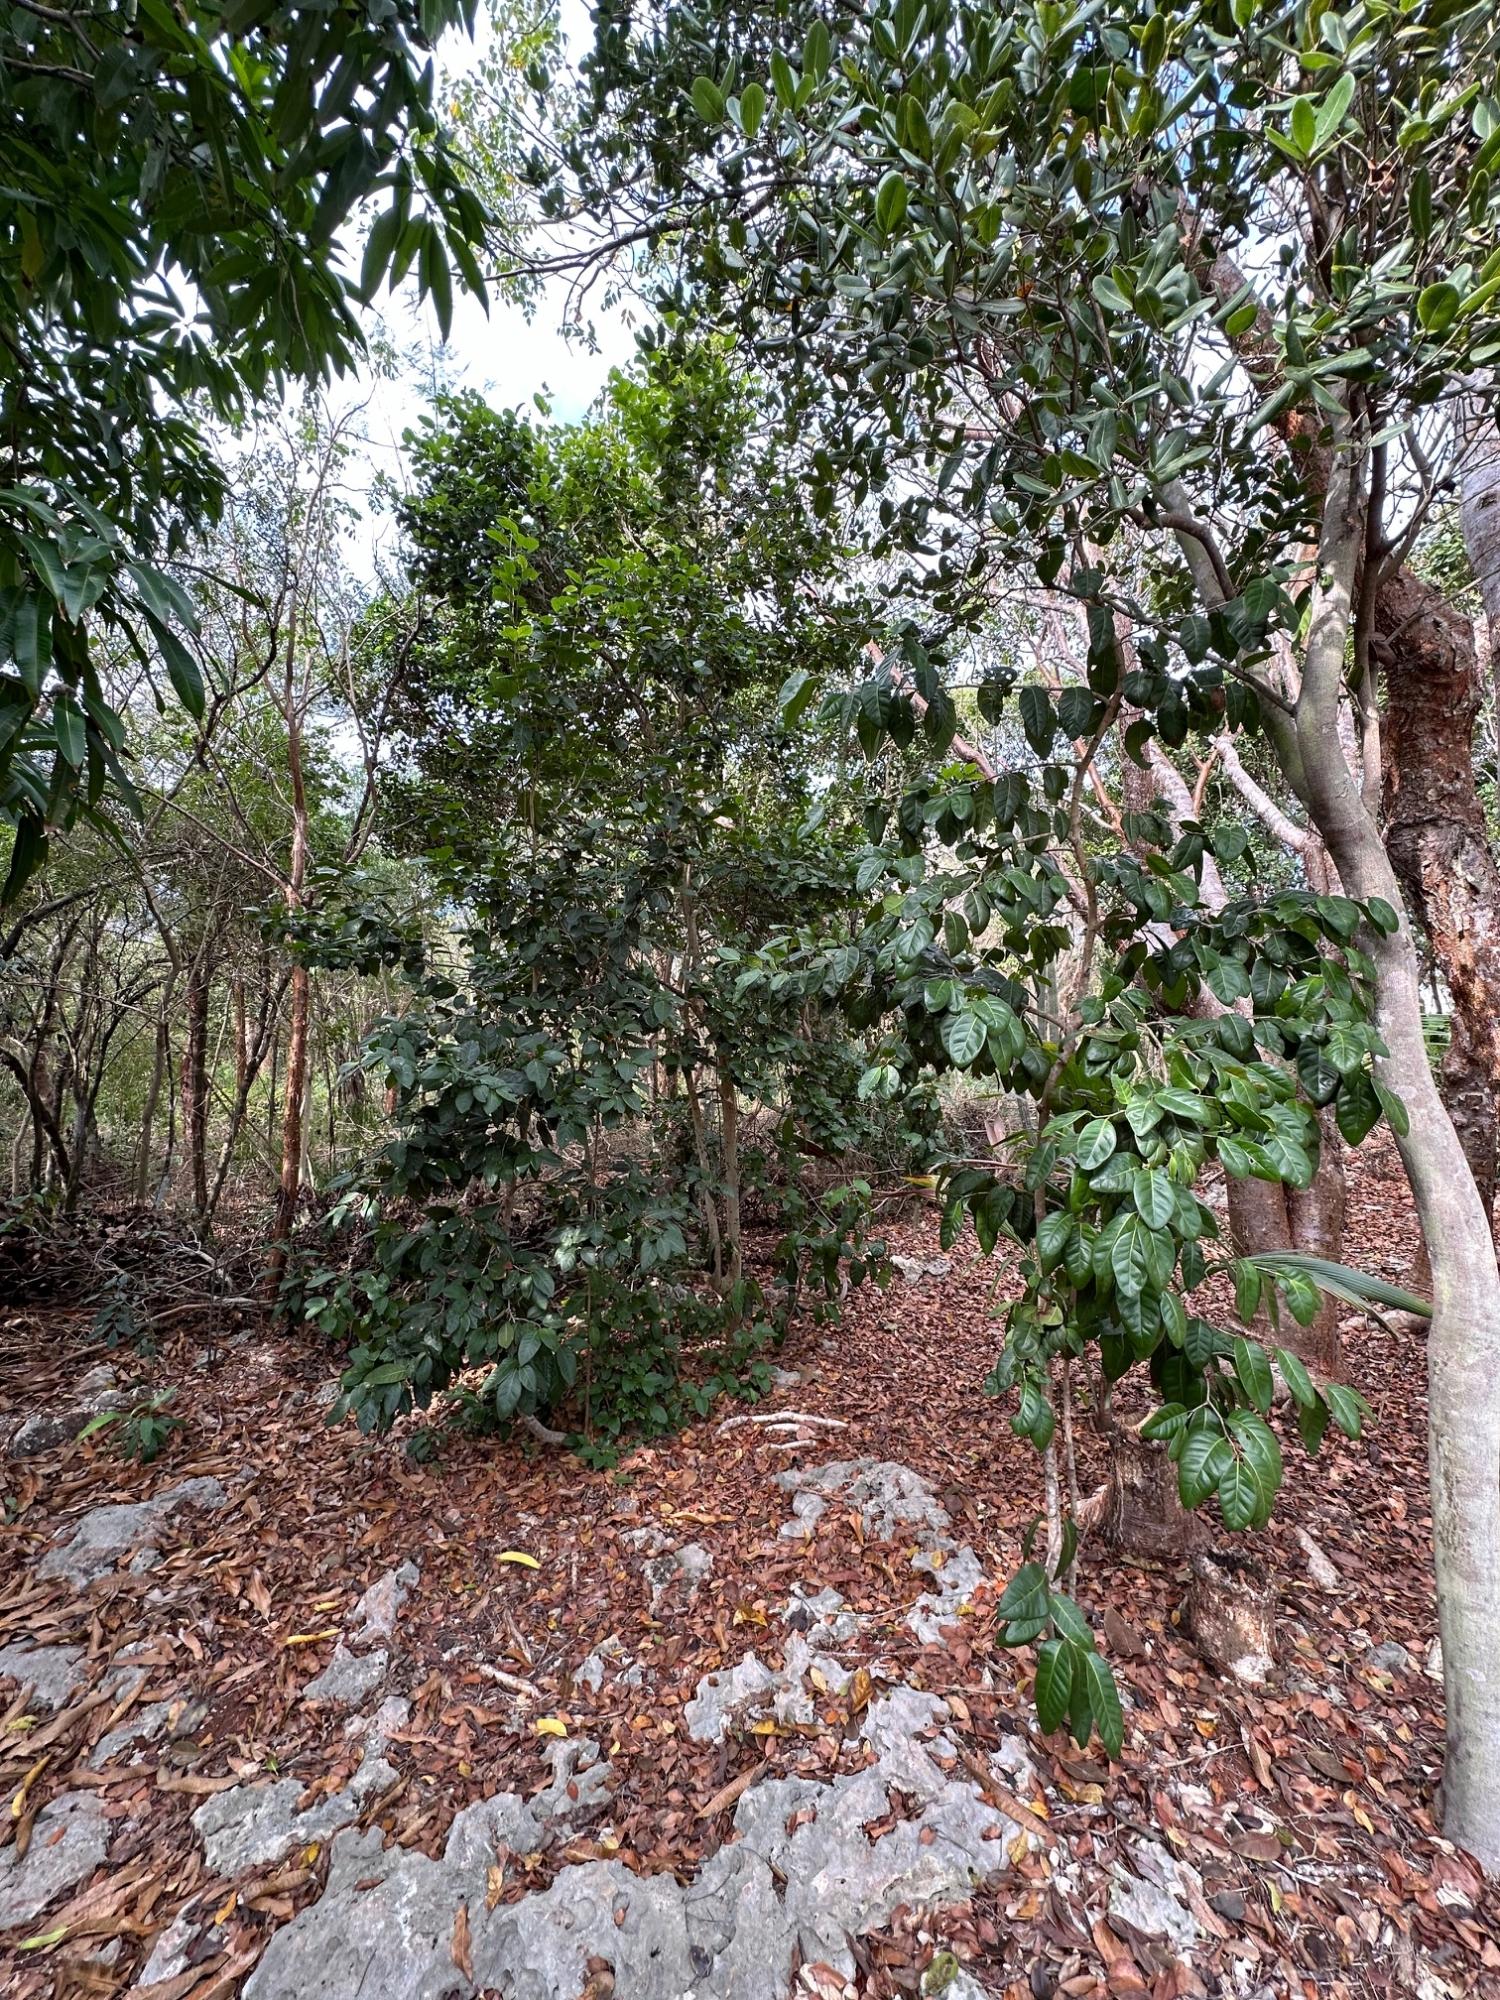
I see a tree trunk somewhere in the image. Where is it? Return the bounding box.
[1224,1115,1345,1376]
[1187,1551,1275,1684]
[136,998,171,1206]
[181,962,211,1218]
[1377,567,1500,1234]
[267,960,309,1297]
[1287,454,1500,1873]
[718,1059,742,1287]
[1103,1422,1207,1560]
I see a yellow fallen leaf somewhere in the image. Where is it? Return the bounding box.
[283,1630,340,1647]
[847,1667,873,1715]
[11,1755,48,1820]
[303,1844,320,1865]
[534,1717,568,1738]
[17,1927,68,1953]
[497,1551,539,1570]
[214,1891,237,1925]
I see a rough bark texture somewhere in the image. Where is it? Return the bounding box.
[1103,1425,1207,1560]
[1377,567,1500,1232]
[1187,1551,1275,1684]
[1461,393,1500,639]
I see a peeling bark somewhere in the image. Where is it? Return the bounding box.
[1377,568,1500,1231]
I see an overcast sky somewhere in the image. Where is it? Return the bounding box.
[332,0,637,580]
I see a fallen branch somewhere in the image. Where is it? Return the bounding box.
[717,1411,848,1434]
[519,1412,567,1447]
[473,1663,542,1701]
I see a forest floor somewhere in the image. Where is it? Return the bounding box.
[2,1132,1497,2000]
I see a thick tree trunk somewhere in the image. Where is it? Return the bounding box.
[1187,1551,1275,1684]
[1377,568,1500,1233]
[1103,1423,1207,1559]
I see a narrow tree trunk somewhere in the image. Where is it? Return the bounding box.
[717,1059,742,1287]
[267,600,312,1301]
[232,975,248,1100]
[136,996,171,1206]
[1288,453,1500,1872]
[181,962,211,1218]
[268,960,309,1297]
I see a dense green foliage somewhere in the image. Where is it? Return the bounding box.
[0,0,488,895]
[309,353,939,1462]
[515,0,1500,1750]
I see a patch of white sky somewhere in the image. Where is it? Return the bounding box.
[323,0,637,585]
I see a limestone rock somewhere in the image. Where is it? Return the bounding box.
[39,1477,227,1588]
[643,1541,714,1607]
[1108,1842,1201,1957]
[684,1652,778,1744]
[774,1460,950,1542]
[7,1365,126,1459]
[0,1640,86,1713]
[891,1256,952,1283]
[782,1585,863,1647]
[91,1701,171,1768]
[302,1642,389,1709]
[135,1905,203,1987]
[1296,1529,1340,1591]
[243,1692,1030,2000]
[0,1791,108,1929]
[1368,1640,1415,1675]
[349,1561,419,1648]
[194,1694,409,1875]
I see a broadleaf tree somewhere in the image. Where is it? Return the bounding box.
[527,0,1500,1863]
[0,0,489,898]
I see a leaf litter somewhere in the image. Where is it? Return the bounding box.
[0,1131,1494,1998]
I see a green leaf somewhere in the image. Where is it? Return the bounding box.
[1232,1335,1275,1414]
[738,81,766,137]
[1324,1381,1370,1439]
[779,667,815,726]
[1075,1117,1117,1170]
[1244,1251,1430,1319]
[141,609,206,720]
[1289,96,1317,157]
[1314,72,1356,149]
[1141,1402,1188,1440]
[1019,684,1055,756]
[1132,1168,1176,1228]
[875,170,909,234]
[691,75,725,122]
[1217,1455,1260,1530]
[1275,1346,1317,1408]
[1178,1428,1233,1506]
[997,1561,1050,1624]
[1417,281,1462,334]
[802,18,831,80]
[1034,1637,1073,1734]
[1037,1208,1074,1271]
[1080,1648,1124,1759]
[942,1009,987,1068]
